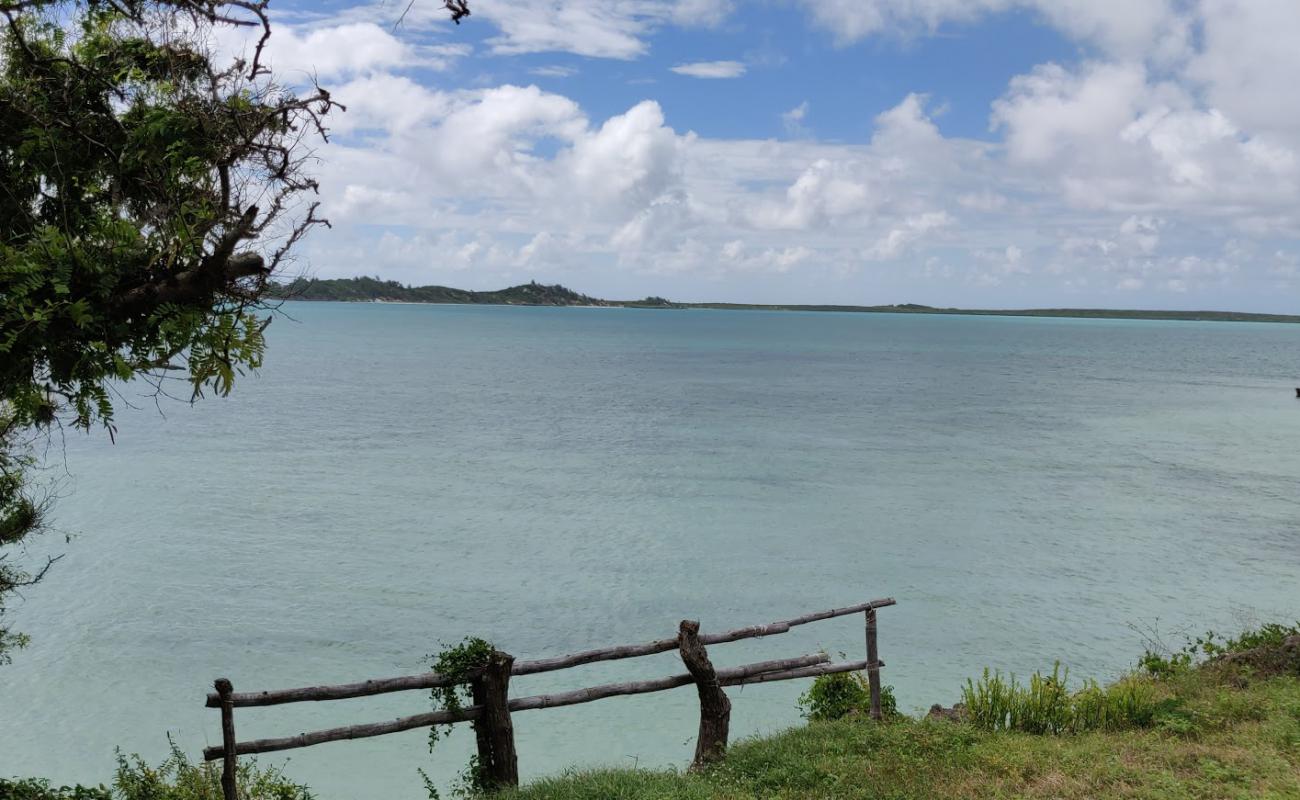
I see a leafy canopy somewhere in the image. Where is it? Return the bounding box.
[0,0,338,660]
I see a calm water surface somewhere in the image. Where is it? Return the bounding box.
[3,303,1299,797]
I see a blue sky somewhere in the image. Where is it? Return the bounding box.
[237,0,1300,311]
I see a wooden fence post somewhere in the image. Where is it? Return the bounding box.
[865,608,882,720]
[471,651,519,789]
[678,620,731,769]
[214,678,238,800]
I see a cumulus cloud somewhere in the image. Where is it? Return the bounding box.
[274,0,1300,308]
[1188,0,1300,136]
[748,159,871,230]
[466,0,733,59]
[216,21,467,79]
[796,0,1186,59]
[991,61,1300,215]
[670,60,747,78]
[865,212,953,261]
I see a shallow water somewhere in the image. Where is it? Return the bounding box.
[3,303,1299,797]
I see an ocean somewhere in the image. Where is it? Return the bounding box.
[2,302,1298,798]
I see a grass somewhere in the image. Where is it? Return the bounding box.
[501,664,1300,799]
[7,627,1298,800]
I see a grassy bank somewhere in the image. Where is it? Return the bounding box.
[504,673,1300,799]
[502,631,1300,800]
[7,627,1299,800]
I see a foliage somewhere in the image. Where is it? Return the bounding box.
[0,0,337,661]
[2,741,311,800]
[798,671,897,722]
[501,659,1300,799]
[961,663,1165,734]
[270,278,614,307]
[1138,621,1300,678]
[1199,622,1300,656]
[0,778,111,800]
[422,637,495,799]
[112,740,314,800]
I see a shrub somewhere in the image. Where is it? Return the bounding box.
[1138,649,1192,679]
[1214,623,1300,655]
[799,672,898,721]
[113,741,313,800]
[1016,664,1072,734]
[0,779,112,800]
[1101,677,1163,729]
[1138,622,1300,678]
[961,665,1162,735]
[961,669,1019,732]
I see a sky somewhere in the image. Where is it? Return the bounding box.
[233,0,1300,310]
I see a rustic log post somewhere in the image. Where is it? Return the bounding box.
[470,651,519,789]
[677,620,731,769]
[214,678,238,800]
[865,608,882,720]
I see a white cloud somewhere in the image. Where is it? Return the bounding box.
[795,0,1187,60]
[865,212,953,260]
[530,65,579,78]
[216,21,468,80]
[748,158,872,230]
[670,60,747,78]
[991,61,1300,215]
[957,191,1008,212]
[671,0,734,26]
[1188,0,1300,137]
[782,101,810,138]
[467,0,732,59]
[276,3,1300,307]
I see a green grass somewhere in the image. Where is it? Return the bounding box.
[8,627,1298,799]
[502,670,1300,800]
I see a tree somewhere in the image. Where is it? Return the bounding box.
[0,0,356,663]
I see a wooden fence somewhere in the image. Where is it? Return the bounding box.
[202,598,895,798]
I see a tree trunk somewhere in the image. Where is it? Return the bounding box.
[471,651,519,789]
[677,620,730,769]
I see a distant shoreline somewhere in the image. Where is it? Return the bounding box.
[271,278,1300,325]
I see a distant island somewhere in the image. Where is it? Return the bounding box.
[269,277,676,308]
[269,277,1300,324]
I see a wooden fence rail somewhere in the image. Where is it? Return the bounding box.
[201,598,895,799]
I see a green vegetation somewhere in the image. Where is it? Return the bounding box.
[499,624,1300,800]
[500,679,1300,799]
[960,664,1165,734]
[0,0,335,662]
[798,671,898,722]
[422,637,497,799]
[271,277,1300,323]
[6,624,1300,799]
[270,278,680,309]
[1,741,312,800]
[273,278,602,307]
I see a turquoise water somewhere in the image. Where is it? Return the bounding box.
[3,303,1299,797]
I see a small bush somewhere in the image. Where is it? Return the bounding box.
[961,665,1163,735]
[113,740,313,800]
[1206,623,1300,657]
[1139,649,1192,679]
[0,779,112,800]
[1138,622,1300,678]
[961,669,1019,732]
[1101,676,1164,728]
[799,672,897,721]
[1016,664,1072,734]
